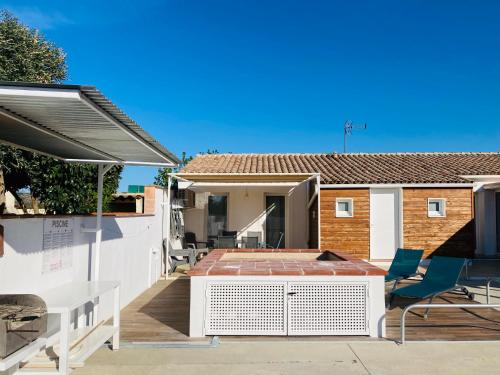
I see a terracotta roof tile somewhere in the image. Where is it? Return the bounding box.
[179,152,500,184]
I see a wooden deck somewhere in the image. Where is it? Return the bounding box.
[119,278,500,342]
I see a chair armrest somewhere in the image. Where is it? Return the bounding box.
[170,249,191,257]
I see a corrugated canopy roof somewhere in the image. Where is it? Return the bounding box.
[0,81,180,166]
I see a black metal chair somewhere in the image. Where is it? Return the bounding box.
[217,235,237,248]
[184,231,212,249]
[265,232,284,249]
[241,236,259,248]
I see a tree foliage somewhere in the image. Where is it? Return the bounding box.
[0,10,122,214]
[0,10,66,83]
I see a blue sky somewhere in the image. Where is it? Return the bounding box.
[4,0,500,191]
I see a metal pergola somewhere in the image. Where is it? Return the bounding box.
[0,81,180,283]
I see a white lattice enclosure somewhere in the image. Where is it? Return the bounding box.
[190,276,384,337]
[205,282,287,335]
[287,282,369,335]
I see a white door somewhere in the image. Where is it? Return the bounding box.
[370,188,400,259]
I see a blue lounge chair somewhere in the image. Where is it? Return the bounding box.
[386,248,424,293]
[390,256,466,318]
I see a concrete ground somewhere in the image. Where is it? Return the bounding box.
[73,341,500,375]
[73,261,500,375]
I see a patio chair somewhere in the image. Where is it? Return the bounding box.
[164,238,209,274]
[222,230,238,237]
[390,256,466,318]
[265,232,284,249]
[217,235,237,248]
[386,248,424,293]
[241,236,259,248]
[184,232,212,249]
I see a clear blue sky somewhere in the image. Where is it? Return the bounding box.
[5,0,500,191]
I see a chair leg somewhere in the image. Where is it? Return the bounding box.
[391,280,399,293]
[424,296,434,319]
[388,293,395,308]
[386,281,398,308]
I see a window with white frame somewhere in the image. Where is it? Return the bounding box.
[336,198,353,217]
[428,198,446,217]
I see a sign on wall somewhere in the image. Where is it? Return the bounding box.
[42,218,74,274]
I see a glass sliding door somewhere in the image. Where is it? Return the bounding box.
[207,195,228,242]
[265,195,285,248]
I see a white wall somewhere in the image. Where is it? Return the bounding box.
[183,184,309,248]
[0,187,167,321]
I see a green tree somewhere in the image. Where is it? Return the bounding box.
[0,10,122,214]
[0,10,66,82]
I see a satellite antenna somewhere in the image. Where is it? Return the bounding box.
[343,120,367,153]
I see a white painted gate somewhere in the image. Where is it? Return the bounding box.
[370,188,400,260]
[204,281,369,336]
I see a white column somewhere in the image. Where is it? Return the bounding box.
[94,163,104,282]
[316,174,321,249]
[190,277,205,337]
[58,309,71,375]
[112,285,120,350]
[368,276,386,337]
[165,175,172,277]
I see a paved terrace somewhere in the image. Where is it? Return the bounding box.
[118,277,500,342]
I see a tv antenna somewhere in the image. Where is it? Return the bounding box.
[343,120,367,153]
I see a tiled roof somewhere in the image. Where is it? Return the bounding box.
[179,152,500,184]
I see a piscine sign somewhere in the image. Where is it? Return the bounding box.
[42,218,74,274]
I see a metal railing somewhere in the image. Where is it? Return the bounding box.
[400,302,500,344]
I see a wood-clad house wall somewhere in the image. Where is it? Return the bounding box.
[319,187,475,260]
[403,188,475,258]
[319,189,370,259]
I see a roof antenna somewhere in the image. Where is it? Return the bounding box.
[343,120,367,153]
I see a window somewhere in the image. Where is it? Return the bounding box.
[207,195,228,238]
[428,198,446,217]
[336,198,353,217]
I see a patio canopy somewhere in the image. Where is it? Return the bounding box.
[0,81,180,166]
[0,81,180,286]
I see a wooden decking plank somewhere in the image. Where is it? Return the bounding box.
[119,278,500,342]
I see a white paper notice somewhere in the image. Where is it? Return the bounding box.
[42,218,74,274]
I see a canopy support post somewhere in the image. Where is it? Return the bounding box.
[316,174,321,249]
[165,175,172,279]
[93,163,113,324]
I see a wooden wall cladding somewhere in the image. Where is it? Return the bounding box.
[319,189,370,259]
[403,188,474,258]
